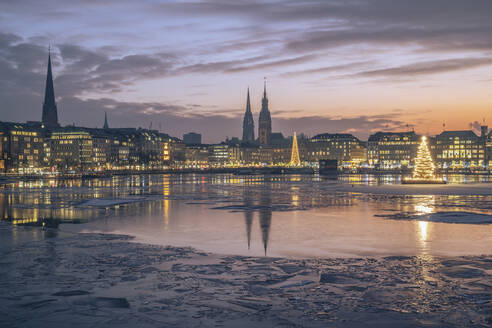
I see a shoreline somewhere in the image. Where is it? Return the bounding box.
[1,226,492,327]
[1,168,491,183]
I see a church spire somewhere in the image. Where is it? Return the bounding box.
[242,87,255,142]
[246,87,251,113]
[103,112,109,129]
[258,78,271,145]
[263,77,267,99]
[42,48,59,127]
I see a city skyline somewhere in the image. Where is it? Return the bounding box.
[1,1,492,143]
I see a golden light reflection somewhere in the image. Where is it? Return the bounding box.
[418,221,428,242]
[163,177,170,230]
[414,203,433,215]
[414,195,435,215]
[414,196,435,256]
[292,194,299,207]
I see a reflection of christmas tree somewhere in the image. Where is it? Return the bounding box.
[289,132,301,166]
[412,136,435,180]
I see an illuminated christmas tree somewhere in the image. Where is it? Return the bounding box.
[412,136,435,180]
[289,132,301,167]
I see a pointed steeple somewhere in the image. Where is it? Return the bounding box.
[246,87,251,113]
[103,112,109,129]
[263,78,267,99]
[258,78,272,145]
[242,87,255,142]
[42,48,59,127]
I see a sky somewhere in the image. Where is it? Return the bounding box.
[0,0,491,143]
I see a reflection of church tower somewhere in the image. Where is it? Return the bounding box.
[258,80,272,145]
[242,88,255,142]
[41,49,59,127]
[258,182,272,255]
[243,187,254,249]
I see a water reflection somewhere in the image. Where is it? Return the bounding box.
[259,182,272,255]
[243,187,254,250]
[414,195,435,215]
[1,173,492,257]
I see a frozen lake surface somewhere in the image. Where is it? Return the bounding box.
[1,173,492,258]
[2,174,492,327]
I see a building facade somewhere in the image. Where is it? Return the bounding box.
[208,144,230,166]
[50,130,93,171]
[183,132,201,145]
[367,131,420,169]
[307,133,366,167]
[431,130,486,169]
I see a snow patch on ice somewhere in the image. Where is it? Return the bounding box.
[337,183,492,196]
[79,197,157,207]
[378,211,492,224]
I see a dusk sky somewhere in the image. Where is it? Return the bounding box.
[1,0,491,143]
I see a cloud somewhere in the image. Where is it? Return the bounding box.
[1,2,492,142]
[357,58,492,78]
[55,44,177,96]
[281,61,373,77]
[274,114,408,140]
[225,54,318,73]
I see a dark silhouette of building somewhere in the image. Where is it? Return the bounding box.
[242,88,255,142]
[41,50,59,127]
[258,80,272,145]
[103,112,109,129]
[183,132,201,145]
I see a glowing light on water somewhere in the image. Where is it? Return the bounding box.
[418,221,428,241]
[415,203,433,214]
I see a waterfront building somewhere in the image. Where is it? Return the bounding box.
[41,52,59,127]
[367,131,420,169]
[50,130,93,171]
[208,144,230,166]
[258,81,272,145]
[271,146,291,164]
[130,129,166,166]
[256,146,273,165]
[185,144,209,167]
[486,127,492,168]
[91,130,112,169]
[0,122,50,173]
[168,140,186,165]
[307,133,366,167]
[240,146,272,166]
[0,131,4,172]
[183,132,202,145]
[242,88,255,142]
[228,145,243,166]
[431,130,485,169]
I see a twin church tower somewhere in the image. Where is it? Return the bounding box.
[242,81,272,145]
[40,49,271,142]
